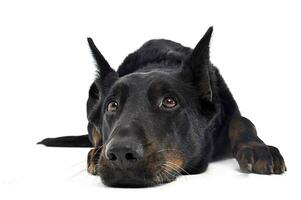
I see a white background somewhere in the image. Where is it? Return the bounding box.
[0,0,300,199]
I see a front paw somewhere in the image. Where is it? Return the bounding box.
[236,143,286,174]
[87,148,101,175]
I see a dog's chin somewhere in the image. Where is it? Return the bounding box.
[99,167,176,188]
[101,176,151,188]
[100,175,176,188]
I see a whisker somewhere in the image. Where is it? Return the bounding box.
[90,130,118,160]
[66,160,86,171]
[156,149,178,153]
[89,135,113,162]
[162,166,177,178]
[163,163,181,176]
[66,168,87,180]
[166,161,190,175]
[161,170,171,182]
[90,144,104,161]
[158,172,164,185]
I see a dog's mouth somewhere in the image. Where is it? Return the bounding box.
[98,167,175,188]
[88,147,185,187]
[98,159,182,188]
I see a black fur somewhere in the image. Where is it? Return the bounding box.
[38,27,286,187]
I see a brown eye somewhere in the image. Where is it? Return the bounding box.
[107,101,118,112]
[162,97,177,109]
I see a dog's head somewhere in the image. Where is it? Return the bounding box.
[87,27,216,187]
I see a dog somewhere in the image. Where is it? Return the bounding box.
[38,27,286,187]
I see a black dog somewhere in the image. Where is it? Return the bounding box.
[38,27,286,187]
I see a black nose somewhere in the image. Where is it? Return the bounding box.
[105,140,144,168]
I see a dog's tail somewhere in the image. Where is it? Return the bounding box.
[37,135,92,147]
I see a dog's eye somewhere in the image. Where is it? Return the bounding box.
[107,101,118,112]
[162,97,177,109]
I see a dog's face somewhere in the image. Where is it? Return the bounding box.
[87,28,215,187]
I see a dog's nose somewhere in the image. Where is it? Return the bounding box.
[105,140,144,168]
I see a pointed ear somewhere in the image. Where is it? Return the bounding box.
[87,38,118,91]
[189,27,213,101]
[87,38,118,127]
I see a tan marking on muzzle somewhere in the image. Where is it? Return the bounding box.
[92,127,102,147]
[164,151,184,171]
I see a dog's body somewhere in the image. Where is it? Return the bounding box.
[39,27,286,187]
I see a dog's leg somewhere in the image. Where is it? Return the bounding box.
[87,147,101,175]
[87,125,103,175]
[229,116,286,174]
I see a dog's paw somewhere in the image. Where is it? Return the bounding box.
[87,148,101,175]
[236,143,286,174]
